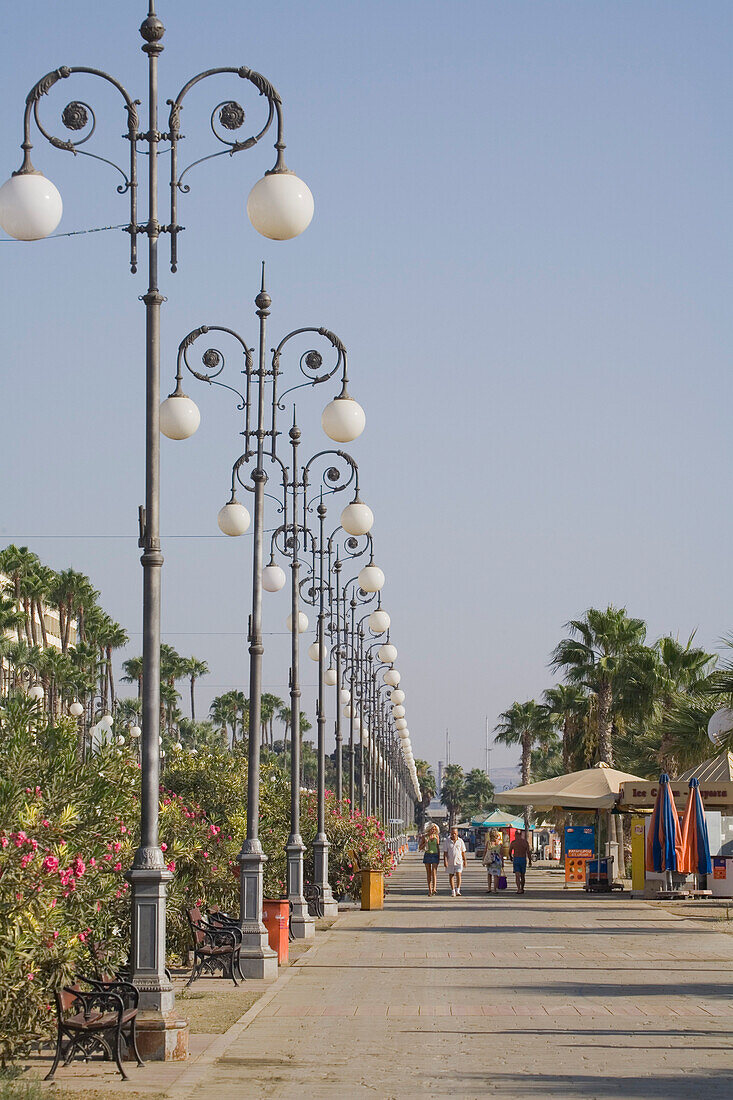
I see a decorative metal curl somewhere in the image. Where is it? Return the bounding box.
[218,100,245,130]
[274,327,347,409]
[24,67,137,191]
[62,100,90,132]
[177,325,252,410]
[303,449,358,508]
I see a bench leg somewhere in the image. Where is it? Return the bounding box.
[114,1022,129,1081]
[129,1016,145,1067]
[43,1028,64,1081]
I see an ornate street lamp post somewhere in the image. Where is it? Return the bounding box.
[268,444,364,930]
[162,279,365,962]
[0,3,312,1048]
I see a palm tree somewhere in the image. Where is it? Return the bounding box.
[652,634,715,773]
[543,684,588,773]
[0,546,41,644]
[550,606,649,766]
[260,693,284,747]
[463,768,495,820]
[494,700,553,829]
[179,656,209,722]
[440,763,465,827]
[121,655,144,701]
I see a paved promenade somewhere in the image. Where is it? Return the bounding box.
[168,853,733,1100]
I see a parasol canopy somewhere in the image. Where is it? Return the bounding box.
[495,763,647,810]
[645,773,683,873]
[680,777,712,876]
[470,810,525,829]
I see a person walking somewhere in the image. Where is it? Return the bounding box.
[482,830,504,893]
[419,823,441,895]
[509,829,532,894]
[442,826,467,896]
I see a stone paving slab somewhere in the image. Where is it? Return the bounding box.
[163,854,733,1099]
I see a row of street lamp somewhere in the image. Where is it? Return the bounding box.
[0,1,421,1052]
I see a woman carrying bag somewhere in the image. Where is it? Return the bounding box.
[482,830,505,894]
[419,823,441,896]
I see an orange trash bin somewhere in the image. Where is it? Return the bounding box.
[262,899,290,964]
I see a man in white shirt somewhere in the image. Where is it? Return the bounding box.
[442,827,467,896]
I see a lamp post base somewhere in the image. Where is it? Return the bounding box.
[286,834,315,939]
[313,833,339,918]
[134,1011,189,1062]
[237,839,279,980]
[289,896,316,939]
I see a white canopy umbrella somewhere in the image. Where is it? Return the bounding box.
[495,762,647,811]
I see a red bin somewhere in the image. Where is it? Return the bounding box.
[262,899,289,965]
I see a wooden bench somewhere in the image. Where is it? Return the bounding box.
[45,978,143,1081]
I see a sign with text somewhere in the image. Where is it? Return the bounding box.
[565,826,595,857]
[619,781,733,810]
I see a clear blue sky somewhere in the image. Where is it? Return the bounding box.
[1,1,732,781]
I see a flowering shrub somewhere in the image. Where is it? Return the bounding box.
[0,699,393,1062]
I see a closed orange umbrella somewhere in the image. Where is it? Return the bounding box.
[680,778,712,878]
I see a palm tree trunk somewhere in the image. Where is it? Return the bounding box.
[190,675,196,723]
[522,729,531,831]
[597,679,614,765]
[107,646,115,707]
[36,600,48,649]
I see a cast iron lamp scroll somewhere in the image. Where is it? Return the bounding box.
[267,448,361,931]
[166,285,363,948]
[1,1,313,1051]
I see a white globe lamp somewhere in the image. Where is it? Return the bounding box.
[321,392,366,443]
[340,499,374,536]
[383,669,401,687]
[69,700,84,718]
[261,563,287,592]
[325,667,337,687]
[391,689,405,705]
[130,725,141,739]
[217,499,251,536]
[28,684,44,701]
[0,171,63,240]
[160,393,201,439]
[368,609,390,635]
[286,611,309,634]
[378,643,397,664]
[358,563,385,592]
[247,171,314,240]
[339,689,350,705]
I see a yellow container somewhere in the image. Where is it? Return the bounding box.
[360,869,384,910]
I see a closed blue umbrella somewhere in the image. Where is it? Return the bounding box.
[680,777,712,878]
[645,773,683,878]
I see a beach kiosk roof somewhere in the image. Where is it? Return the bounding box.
[676,752,733,784]
[471,810,525,829]
[495,762,648,811]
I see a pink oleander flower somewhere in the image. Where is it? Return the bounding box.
[113,862,122,872]
[71,857,86,876]
[160,843,168,852]
[88,858,96,868]
[27,973,35,981]
[42,855,60,874]
[1,837,8,848]
[20,853,34,868]
[41,820,50,828]
[112,842,122,853]
[166,860,176,872]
